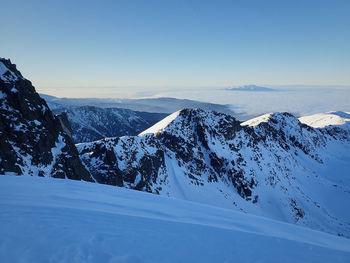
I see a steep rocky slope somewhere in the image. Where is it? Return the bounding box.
[51,105,167,143]
[78,109,350,237]
[0,58,92,181]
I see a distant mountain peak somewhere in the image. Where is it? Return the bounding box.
[228,85,275,92]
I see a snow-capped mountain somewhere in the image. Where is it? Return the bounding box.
[0,58,92,181]
[78,108,350,237]
[1,58,349,238]
[51,106,167,143]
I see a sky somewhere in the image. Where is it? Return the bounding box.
[1,0,350,97]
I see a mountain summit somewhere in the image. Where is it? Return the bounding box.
[0,58,92,181]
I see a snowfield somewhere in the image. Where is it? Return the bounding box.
[1,175,350,263]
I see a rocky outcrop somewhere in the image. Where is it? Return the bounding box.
[0,58,92,181]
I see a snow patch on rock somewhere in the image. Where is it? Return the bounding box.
[139,110,181,135]
[0,61,19,83]
[241,112,272,126]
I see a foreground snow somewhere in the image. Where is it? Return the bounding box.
[0,176,349,263]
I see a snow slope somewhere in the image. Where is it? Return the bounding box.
[241,112,273,126]
[1,175,350,263]
[139,110,181,135]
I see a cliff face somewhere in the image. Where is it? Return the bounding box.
[0,58,92,181]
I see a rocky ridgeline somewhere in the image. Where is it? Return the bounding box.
[78,108,350,237]
[78,109,333,196]
[0,58,92,181]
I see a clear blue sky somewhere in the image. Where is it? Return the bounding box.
[1,0,350,93]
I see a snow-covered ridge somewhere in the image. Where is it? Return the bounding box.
[242,111,350,139]
[299,111,350,128]
[139,110,181,135]
[241,112,273,126]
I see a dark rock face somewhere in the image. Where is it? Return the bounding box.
[55,112,73,138]
[78,136,165,193]
[0,58,92,181]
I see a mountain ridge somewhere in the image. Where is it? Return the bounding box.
[78,108,350,237]
[227,85,275,92]
[52,105,168,143]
